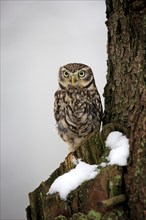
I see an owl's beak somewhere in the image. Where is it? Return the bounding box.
[72,75,75,86]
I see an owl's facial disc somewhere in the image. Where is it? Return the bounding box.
[59,66,95,89]
[71,75,75,86]
[71,70,86,87]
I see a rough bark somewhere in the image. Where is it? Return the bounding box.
[26,0,146,219]
[104,0,146,219]
[26,129,127,220]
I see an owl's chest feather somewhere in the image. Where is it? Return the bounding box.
[54,88,100,122]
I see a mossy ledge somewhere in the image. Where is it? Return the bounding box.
[26,127,127,220]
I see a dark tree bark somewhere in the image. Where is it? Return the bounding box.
[26,1,146,219]
[104,0,146,219]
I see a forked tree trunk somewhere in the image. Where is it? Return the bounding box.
[104,0,146,219]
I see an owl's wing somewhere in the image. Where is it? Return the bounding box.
[76,90,102,118]
[91,92,103,122]
[54,90,66,121]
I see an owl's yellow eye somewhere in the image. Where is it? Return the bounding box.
[79,71,85,78]
[63,71,69,78]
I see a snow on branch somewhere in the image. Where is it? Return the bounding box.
[48,161,98,200]
[106,131,130,166]
[47,131,130,200]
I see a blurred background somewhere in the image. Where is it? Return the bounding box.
[1,1,107,219]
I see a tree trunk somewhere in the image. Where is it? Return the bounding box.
[26,1,146,219]
[104,0,146,219]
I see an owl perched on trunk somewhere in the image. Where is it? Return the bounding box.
[54,63,103,152]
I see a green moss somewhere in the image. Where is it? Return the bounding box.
[55,215,67,220]
[134,167,142,177]
[115,175,122,186]
[70,213,88,220]
[109,180,114,197]
[109,174,123,197]
[102,210,125,220]
[144,15,146,25]
[79,180,88,189]
[87,210,102,220]
[140,140,146,148]
[116,210,123,217]
[78,217,88,220]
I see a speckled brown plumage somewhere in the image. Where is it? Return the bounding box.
[54,63,103,151]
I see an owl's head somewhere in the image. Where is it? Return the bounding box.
[58,63,96,89]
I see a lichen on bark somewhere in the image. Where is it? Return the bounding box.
[104,0,146,219]
[26,128,127,220]
[26,1,146,219]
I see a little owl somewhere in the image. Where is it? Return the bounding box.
[54,63,103,152]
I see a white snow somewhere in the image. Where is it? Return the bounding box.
[72,156,81,165]
[99,162,107,168]
[47,131,130,200]
[106,131,130,166]
[48,161,98,200]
